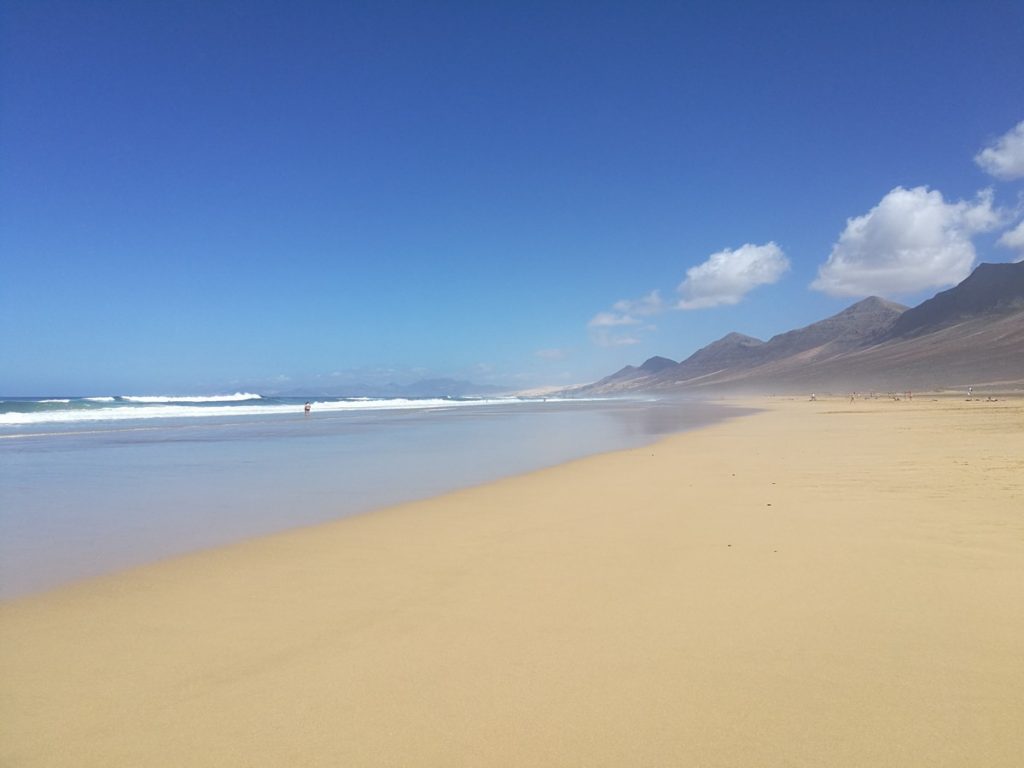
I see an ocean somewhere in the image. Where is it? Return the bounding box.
[0,393,742,599]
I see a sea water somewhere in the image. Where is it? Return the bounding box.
[0,394,742,598]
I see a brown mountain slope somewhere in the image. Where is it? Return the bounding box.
[680,310,1024,393]
[582,355,677,392]
[655,295,907,387]
[887,262,1024,338]
[574,262,1024,395]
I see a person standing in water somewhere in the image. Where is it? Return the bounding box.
[304,401,311,415]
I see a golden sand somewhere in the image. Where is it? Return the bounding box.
[2,396,1022,766]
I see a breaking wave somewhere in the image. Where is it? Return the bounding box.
[0,395,568,428]
[120,393,263,403]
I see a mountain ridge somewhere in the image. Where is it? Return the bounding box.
[886,262,1024,339]
[572,262,1024,395]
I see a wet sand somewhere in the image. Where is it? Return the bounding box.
[0,398,734,599]
[2,396,1022,766]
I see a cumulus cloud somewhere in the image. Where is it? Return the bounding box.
[676,242,789,309]
[975,121,1024,180]
[812,186,1005,297]
[586,245,790,347]
[997,220,1024,261]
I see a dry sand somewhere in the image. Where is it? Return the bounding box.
[2,396,1023,766]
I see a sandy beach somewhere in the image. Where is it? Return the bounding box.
[2,396,1022,767]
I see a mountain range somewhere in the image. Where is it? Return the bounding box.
[572,261,1024,395]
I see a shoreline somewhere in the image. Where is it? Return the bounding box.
[0,397,747,600]
[2,396,1022,766]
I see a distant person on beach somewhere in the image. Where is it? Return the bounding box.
[304,401,311,414]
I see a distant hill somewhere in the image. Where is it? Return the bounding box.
[669,333,765,380]
[756,296,908,359]
[585,355,677,391]
[637,355,678,374]
[572,262,1024,394]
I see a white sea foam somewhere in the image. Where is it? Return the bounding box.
[120,393,263,403]
[0,404,282,425]
[39,399,71,404]
[308,397,507,412]
[0,396,538,427]
[84,396,116,402]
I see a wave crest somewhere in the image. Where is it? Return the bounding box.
[0,396,559,428]
[120,393,263,403]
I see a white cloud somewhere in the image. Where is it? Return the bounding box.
[812,186,1005,297]
[612,290,664,317]
[997,219,1024,261]
[588,311,640,328]
[587,245,790,347]
[975,121,1024,180]
[587,290,665,347]
[676,242,789,309]
[587,290,664,329]
[586,311,642,347]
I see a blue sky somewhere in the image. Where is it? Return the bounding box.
[2,1,1023,395]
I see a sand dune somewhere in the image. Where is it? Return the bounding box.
[2,396,1022,766]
